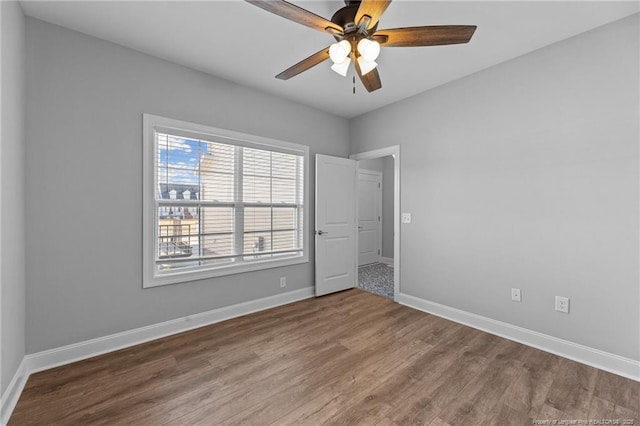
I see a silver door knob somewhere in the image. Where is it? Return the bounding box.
[316,230,327,235]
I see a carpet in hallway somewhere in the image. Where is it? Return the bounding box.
[357,262,394,299]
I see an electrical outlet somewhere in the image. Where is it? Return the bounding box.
[401,213,412,224]
[511,288,521,302]
[280,277,286,288]
[555,296,569,313]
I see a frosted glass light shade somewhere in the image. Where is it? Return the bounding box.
[357,38,380,61]
[329,40,351,64]
[331,57,351,77]
[357,56,377,75]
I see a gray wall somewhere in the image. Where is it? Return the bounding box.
[350,15,640,360]
[25,18,349,354]
[1,1,26,394]
[358,158,383,172]
[358,156,394,259]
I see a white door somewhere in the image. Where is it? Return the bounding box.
[358,169,382,266]
[315,154,357,296]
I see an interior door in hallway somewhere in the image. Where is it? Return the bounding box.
[358,169,382,266]
[315,154,357,296]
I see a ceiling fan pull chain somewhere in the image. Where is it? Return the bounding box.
[353,75,356,94]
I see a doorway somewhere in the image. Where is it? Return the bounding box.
[351,146,400,301]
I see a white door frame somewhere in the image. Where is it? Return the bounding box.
[357,169,383,266]
[350,145,400,301]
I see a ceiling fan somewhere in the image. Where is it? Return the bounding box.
[246,0,477,92]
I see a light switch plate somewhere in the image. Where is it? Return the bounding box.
[401,213,412,224]
[511,288,521,302]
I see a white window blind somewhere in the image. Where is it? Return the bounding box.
[143,115,308,287]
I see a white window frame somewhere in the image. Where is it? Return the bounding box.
[143,114,309,288]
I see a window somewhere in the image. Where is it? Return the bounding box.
[143,114,309,287]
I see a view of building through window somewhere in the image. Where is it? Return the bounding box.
[155,132,304,274]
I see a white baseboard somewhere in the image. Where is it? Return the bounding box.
[397,292,640,382]
[1,358,28,426]
[1,287,314,423]
[380,257,394,265]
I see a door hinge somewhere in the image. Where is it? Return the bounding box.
[378,182,381,189]
[378,216,380,222]
[378,249,380,255]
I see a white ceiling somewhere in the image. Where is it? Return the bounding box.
[20,1,639,118]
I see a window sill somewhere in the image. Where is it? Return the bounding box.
[143,255,309,288]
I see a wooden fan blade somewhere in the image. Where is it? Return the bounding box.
[354,59,382,92]
[276,47,331,80]
[355,0,392,31]
[374,25,477,47]
[246,0,343,35]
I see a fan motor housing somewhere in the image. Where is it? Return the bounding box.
[331,4,378,36]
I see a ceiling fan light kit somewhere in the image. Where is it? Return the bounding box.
[329,40,351,64]
[328,37,380,77]
[356,56,377,76]
[357,38,380,61]
[331,58,352,77]
[247,0,477,93]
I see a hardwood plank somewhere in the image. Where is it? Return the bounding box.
[588,395,614,420]
[107,343,351,425]
[593,369,640,413]
[71,351,262,425]
[374,417,399,426]
[437,399,487,425]
[443,338,526,417]
[419,331,502,408]
[481,402,533,425]
[314,348,431,425]
[500,346,561,417]
[612,403,639,424]
[536,402,566,422]
[402,312,462,346]
[12,355,182,426]
[244,333,433,425]
[385,331,502,425]
[429,418,452,426]
[544,358,599,418]
[279,311,462,423]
